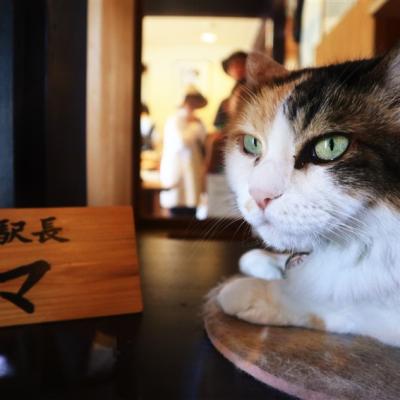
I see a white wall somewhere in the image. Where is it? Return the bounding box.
[142,17,261,134]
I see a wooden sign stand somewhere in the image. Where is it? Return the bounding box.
[0,206,142,327]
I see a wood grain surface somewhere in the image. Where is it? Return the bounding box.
[316,0,375,65]
[0,206,142,327]
[86,0,136,206]
[204,282,400,400]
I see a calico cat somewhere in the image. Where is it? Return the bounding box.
[217,45,400,347]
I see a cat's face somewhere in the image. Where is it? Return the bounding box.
[226,48,400,252]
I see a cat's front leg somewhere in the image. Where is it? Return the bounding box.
[217,277,313,327]
[217,277,400,346]
[239,249,287,280]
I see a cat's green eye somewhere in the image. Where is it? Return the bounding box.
[242,134,263,157]
[313,135,349,162]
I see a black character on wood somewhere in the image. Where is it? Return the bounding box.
[0,260,51,313]
[0,220,33,244]
[32,217,69,243]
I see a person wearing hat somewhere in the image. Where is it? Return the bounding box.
[159,86,208,216]
[222,51,247,81]
[214,51,248,129]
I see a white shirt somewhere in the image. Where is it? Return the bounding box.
[160,108,206,208]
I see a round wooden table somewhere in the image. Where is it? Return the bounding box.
[204,282,400,400]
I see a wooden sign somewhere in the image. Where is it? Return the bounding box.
[0,206,142,327]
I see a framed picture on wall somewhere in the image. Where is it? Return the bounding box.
[173,59,212,104]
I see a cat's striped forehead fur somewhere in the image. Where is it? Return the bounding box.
[227,46,400,209]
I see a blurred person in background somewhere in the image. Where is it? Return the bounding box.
[213,50,247,130]
[159,87,208,217]
[140,103,158,150]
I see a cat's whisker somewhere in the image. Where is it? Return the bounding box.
[199,216,240,242]
[319,223,351,243]
[324,214,370,244]
[323,203,369,230]
[325,217,368,241]
[318,204,371,242]
[323,219,370,245]
[315,198,367,223]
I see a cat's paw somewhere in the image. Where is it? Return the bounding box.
[239,249,285,280]
[217,277,283,325]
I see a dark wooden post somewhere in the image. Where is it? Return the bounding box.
[1,0,87,208]
[272,0,286,64]
[0,0,15,207]
[45,0,87,206]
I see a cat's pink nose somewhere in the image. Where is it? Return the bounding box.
[250,188,282,210]
[255,198,271,209]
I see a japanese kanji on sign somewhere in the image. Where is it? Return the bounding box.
[0,206,142,327]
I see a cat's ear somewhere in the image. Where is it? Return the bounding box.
[381,42,400,90]
[246,51,288,86]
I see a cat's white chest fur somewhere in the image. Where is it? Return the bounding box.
[222,205,400,346]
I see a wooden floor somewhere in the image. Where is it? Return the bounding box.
[204,283,400,400]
